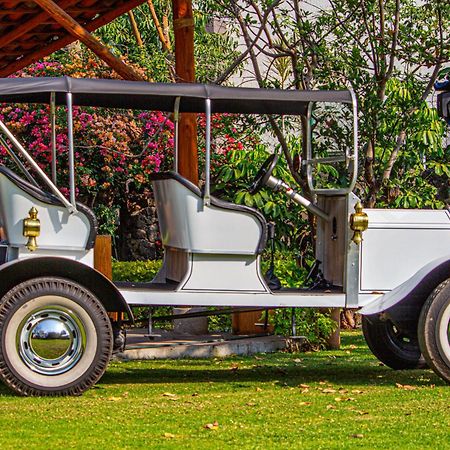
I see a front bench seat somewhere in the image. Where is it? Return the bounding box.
[150,171,267,255]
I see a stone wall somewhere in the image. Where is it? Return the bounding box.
[117,184,161,261]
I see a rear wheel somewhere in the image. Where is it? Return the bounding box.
[362,316,427,370]
[418,278,450,384]
[0,277,112,396]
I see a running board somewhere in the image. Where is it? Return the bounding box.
[119,287,352,308]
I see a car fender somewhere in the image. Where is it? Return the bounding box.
[0,256,133,321]
[359,256,450,332]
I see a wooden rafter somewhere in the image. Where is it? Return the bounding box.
[0,0,147,78]
[32,0,144,81]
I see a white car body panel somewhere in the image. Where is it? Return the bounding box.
[360,209,450,292]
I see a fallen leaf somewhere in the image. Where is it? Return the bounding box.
[352,390,364,394]
[162,392,177,398]
[163,433,175,439]
[326,404,336,410]
[299,402,312,406]
[396,383,417,391]
[334,397,343,402]
[246,402,256,407]
[301,389,309,394]
[351,434,364,439]
[299,384,310,389]
[107,397,121,402]
[321,388,337,394]
[230,363,239,372]
[256,387,263,392]
[192,393,199,397]
[293,358,302,363]
[204,421,219,430]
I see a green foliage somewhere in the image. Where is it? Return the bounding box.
[212,0,449,208]
[270,308,337,350]
[214,145,311,252]
[97,1,239,83]
[112,260,162,282]
[260,252,309,288]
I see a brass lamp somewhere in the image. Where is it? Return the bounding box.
[23,207,40,251]
[350,202,369,245]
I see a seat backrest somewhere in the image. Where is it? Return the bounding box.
[151,172,266,255]
[0,166,96,250]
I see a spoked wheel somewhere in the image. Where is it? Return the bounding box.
[362,316,427,370]
[418,278,450,384]
[0,277,113,396]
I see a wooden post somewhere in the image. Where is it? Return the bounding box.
[232,311,266,335]
[148,0,172,52]
[94,235,117,321]
[172,0,198,184]
[94,235,112,279]
[327,308,341,349]
[32,0,145,81]
[128,10,143,47]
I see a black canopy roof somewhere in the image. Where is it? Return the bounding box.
[0,76,353,115]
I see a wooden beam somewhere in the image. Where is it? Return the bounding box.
[0,0,77,49]
[32,0,145,81]
[147,0,171,52]
[0,7,110,15]
[0,0,146,78]
[172,0,198,185]
[128,10,143,47]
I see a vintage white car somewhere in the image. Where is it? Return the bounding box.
[0,77,448,395]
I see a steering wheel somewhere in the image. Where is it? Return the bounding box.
[249,154,279,194]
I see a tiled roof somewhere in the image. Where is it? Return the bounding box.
[0,0,145,77]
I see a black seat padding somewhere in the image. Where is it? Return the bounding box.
[150,171,268,254]
[0,165,97,249]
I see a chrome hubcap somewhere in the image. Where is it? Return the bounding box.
[17,308,85,375]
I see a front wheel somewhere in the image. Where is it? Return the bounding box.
[362,316,427,370]
[418,278,450,384]
[0,277,113,396]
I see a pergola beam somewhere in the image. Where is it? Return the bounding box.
[0,0,77,49]
[31,0,144,81]
[0,0,146,78]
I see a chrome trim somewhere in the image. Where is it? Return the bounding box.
[306,89,358,196]
[0,119,75,212]
[173,96,180,173]
[17,307,85,376]
[204,98,211,206]
[50,92,57,185]
[0,134,39,187]
[66,93,76,209]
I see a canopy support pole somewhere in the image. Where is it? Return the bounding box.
[66,93,77,209]
[50,92,57,185]
[32,0,145,82]
[204,98,211,206]
[173,96,180,173]
[0,119,75,212]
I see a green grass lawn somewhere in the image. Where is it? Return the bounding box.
[0,332,448,449]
